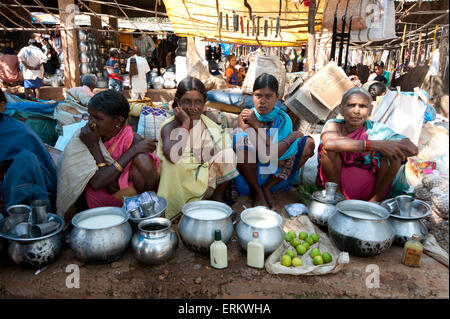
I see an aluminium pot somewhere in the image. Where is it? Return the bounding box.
[70,207,132,264]
[236,206,284,255]
[131,218,178,265]
[0,214,64,268]
[308,190,346,230]
[381,197,431,245]
[328,200,395,257]
[179,201,236,254]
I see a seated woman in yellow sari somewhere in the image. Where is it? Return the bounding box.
[56,90,160,218]
[157,76,239,220]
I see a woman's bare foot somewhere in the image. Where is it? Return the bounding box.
[252,188,269,208]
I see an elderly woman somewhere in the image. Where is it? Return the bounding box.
[157,76,239,220]
[56,89,160,217]
[233,73,315,209]
[316,87,418,202]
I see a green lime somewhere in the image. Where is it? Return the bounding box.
[296,244,307,255]
[285,249,296,259]
[285,230,296,242]
[310,248,321,258]
[310,233,319,243]
[291,238,301,247]
[301,241,310,251]
[292,257,303,267]
[299,231,308,240]
[313,255,324,265]
[281,254,292,267]
[305,236,314,246]
[322,252,332,264]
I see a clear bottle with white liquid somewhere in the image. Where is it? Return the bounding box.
[210,229,228,269]
[247,232,265,269]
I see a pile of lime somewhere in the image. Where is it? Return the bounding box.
[280,230,333,267]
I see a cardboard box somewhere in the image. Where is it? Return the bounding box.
[306,62,354,110]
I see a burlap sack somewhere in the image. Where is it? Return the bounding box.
[242,52,286,98]
[265,215,349,275]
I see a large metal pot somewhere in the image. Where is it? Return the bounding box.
[381,197,431,245]
[79,52,90,63]
[328,200,395,257]
[0,214,64,268]
[78,30,87,41]
[236,207,284,255]
[308,190,346,230]
[70,207,132,264]
[78,41,88,52]
[179,201,236,254]
[131,218,178,265]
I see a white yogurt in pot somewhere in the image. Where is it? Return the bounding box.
[243,210,279,228]
[187,208,227,220]
[77,214,125,229]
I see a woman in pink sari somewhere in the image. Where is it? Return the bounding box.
[316,87,418,202]
[79,90,160,208]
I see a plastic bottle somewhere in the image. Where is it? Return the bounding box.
[402,234,423,267]
[210,229,227,269]
[247,232,265,269]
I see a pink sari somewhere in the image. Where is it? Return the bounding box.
[316,125,388,201]
[85,125,160,208]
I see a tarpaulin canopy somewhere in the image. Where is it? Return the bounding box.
[162,0,325,47]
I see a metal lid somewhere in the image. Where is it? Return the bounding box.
[252,232,259,238]
[312,190,346,204]
[412,234,420,241]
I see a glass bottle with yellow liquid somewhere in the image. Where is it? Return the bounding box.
[402,234,423,267]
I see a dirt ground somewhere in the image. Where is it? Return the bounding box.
[0,189,448,299]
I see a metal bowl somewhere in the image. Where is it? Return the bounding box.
[382,198,431,245]
[0,214,65,268]
[128,196,168,230]
[70,207,132,264]
[328,200,395,257]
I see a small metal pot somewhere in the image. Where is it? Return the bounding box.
[328,200,395,257]
[308,190,346,230]
[0,214,64,268]
[236,206,284,255]
[70,207,132,264]
[131,218,178,265]
[382,197,431,245]
[179,201,236,254]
